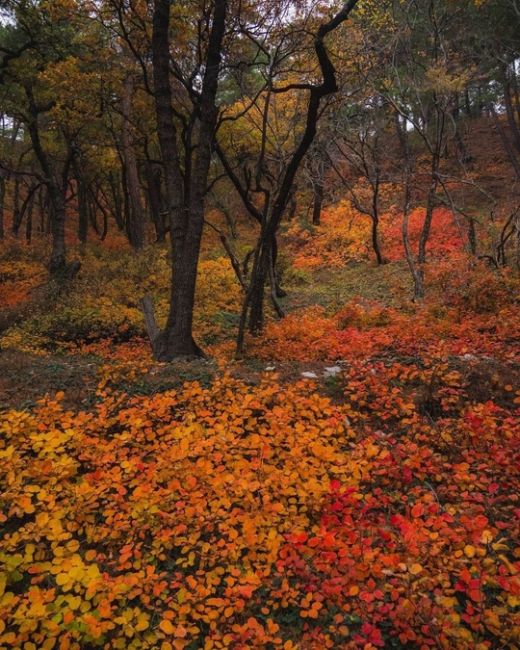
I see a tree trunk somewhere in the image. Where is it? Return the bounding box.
[107,172,125,230]
[418,182,436,264]
[312,179,324,225]
[25,190,34,243]
[403,199,424,300]
[153,244,205,358]
[145,161,166,242]
[490,103,520,179]
[503,74,520,153]
[418,119,442,265]
[371,214,384,265]
[151,0,227,360]
[121,74,145,250]
[74,169,89,245]
[0,175,5,240]
[11,176,22,236]
[25,86,69,275]
[234,0,360,351]
[247,239,271,335]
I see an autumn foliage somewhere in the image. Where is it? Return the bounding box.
[1,354,519,649]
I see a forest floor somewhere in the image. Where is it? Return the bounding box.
[1,206,519,649]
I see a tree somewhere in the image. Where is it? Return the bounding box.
[214,1,360,350]
[149,0,228,359]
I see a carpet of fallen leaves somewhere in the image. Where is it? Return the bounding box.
[1,358,519,650]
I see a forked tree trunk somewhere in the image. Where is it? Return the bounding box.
[24,85,71,275]
[240,1,360,342]
[151,0,227,360]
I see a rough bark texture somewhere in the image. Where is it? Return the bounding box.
[121,74,145,250]
[74,165,89,245]
[145,162,166,242]
[151,0,227,360]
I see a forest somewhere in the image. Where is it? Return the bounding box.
[0,0,519,648]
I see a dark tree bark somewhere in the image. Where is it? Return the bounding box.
[503,67,520,153]
[89,194,100,236]
[151,0,228,360]
[0,173,6,240]
[11,176,22,236]
[72,161,89,245]
[418,100,444,266]
[312,179,324,225]
[25,189,34,243]
[13,182,39,238]
[234,0,360,345]
[89,185,109,240]
[24,86,71,275]
[121,74,145,250]
[145,160,166,242]
[107,172,125,230]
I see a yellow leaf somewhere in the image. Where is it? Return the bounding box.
[409,563,423,575]
[159,619,175,635]
[135,614,149,632]
[464,545,476,558]
[481,530,493,544]
[56,573,69,586]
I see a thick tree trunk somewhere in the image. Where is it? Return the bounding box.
[151,0,227,360]
[145,161,166,242]
[418,122,442,265]
[403,202,424,300]
[37,186,45,233]
[247,241,271,335]
[394,108,423,299]
[89,195,100,236]
[121,74,145,250]
[153,244,205,358]
[48,188,67,274]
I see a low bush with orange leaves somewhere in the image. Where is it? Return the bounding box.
[0,362,518,649]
